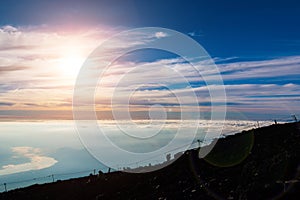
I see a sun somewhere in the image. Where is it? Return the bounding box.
[61,55,85,76]
[57,41,88,78]
[59,52,86,78]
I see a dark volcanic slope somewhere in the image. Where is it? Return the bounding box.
[1,122,299,200]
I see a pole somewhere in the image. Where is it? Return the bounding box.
[292,115,298,122]
[197,139,201,148]
[4,183,7,192]
[51,174,55,183]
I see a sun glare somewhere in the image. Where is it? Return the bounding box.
[61,55,85,76]
[59,52,86,78]
[55,37,97,79]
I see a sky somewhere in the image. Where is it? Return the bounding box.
[0,0,300,120]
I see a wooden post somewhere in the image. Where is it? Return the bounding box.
[292,115,298,122]
[276,180,299,192]
[197,139,201,148]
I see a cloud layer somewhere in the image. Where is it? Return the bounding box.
[0,25,299,120]
[0,146,57,176]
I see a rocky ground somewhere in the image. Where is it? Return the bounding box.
[1,122,299,200]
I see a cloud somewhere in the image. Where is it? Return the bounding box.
[92,55,300,118]
[0,25,18,33]
[0,147,57,176]
[0,65,28,75]
[0,25,114,111]
[187,31,203,37]
[0,45,37,51]
[155,31,168,38]
[0,102,14,106]
[217,56,300,80]
[0,25,299,119]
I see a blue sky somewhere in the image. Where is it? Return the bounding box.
[0,0,299,120]
[1,0,300,58]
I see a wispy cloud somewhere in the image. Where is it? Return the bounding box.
[187,31,203,37]
[0,25,112,112]
[0,102,14,106]
[0,25,299,119]
[0,65,28,75]
[93,55,300,118]
[217,56,300,80]
[155,31,168,39]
